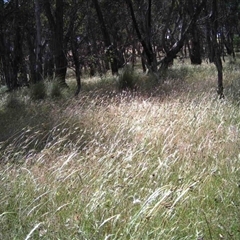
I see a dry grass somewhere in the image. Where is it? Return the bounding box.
[0,60,240,239]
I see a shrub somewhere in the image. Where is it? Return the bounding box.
[48,81,62,99]
[30,81,46,100]
[5,95,24,110]
[117,65,137,91]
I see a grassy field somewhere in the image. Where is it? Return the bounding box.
[0,61,240,239]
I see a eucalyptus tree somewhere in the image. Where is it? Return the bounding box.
[202,0,225,98]
[69,0,87,95]
[157,0,207,70]
[92,0,120,75]
[34,0,43,82]
[186,0,203,64]
[125,0,207,73]
[219,0,240,59]
[0,0,30,90]
[42,0,68,86]
[40,0,87,90]
[125,0,157,72]
[100,0,129,69]
[0,0,13,88]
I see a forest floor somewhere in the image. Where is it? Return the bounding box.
[0,59,240,239]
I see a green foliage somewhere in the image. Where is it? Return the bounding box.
[5,95,24,110]
[48,81,62,99]
[30,81,46,100]
[117,65,137,91]
[29,80,64,100]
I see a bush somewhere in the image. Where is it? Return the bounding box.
[117,65,137,91]
[5,95,24,110]
[30,81,46,100]
[48,81,62,99]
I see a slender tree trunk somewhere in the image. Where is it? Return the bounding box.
[0,28,11,89]
[11,0,23,90]
[43,0,68,86]
[54,0,67,86]
[160,0,206,71]
[43,44,54,79]
[125,0,157,72]
[224,31,235,60]
[189,27,202,64]
[211,0,224,98]
[71,36,81,96]
[215,56,223,98]
[0,39,13,89]
[34,0,43,82]
[159,36,186,71]
[54,43,67,85]
[188,0,202,64]
[92,0,118,75]
[2,0,30,88]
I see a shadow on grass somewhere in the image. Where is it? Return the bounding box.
[0,95,88,163]
[81,60,240,104]
[0,96,30,142]
[79,64,213,102]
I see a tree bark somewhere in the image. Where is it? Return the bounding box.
[189,27,202,65]
[125,0,157,72]
[160,0,206,70]
[187,0,202,64]
[11,0,23,90]
[92,0,118,75]
[43,0,68,86]
[34,0,43,82]
[210,0,224,98]
[71,36,81,96]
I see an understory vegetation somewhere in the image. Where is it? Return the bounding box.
[0,61,240,239]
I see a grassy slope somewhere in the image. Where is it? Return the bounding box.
[0,61,240,239]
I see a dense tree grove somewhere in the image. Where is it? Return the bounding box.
[0,0,240,97]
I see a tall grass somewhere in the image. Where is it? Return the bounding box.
[0,60,240,239]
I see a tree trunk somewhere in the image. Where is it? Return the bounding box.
[0,31,10,89]
[43,45,54,79]
[211,0,224,98]
[71,36,81,96]
[160,0,206,71]
[54,45,68,86]
[11,0,23,90]
[34,0,43,82]
[43,0,68,86]
[224,31,235,60]
[92,0,118,75]
[159,37,186,71]
[189,27,202,64]
[215,56,224,98]
[206,17,214,63]
[54,0,67,86]
[125,0,157,72]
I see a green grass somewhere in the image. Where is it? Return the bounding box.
[1,60,240,239]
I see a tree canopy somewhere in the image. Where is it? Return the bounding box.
[0,0,240,97]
